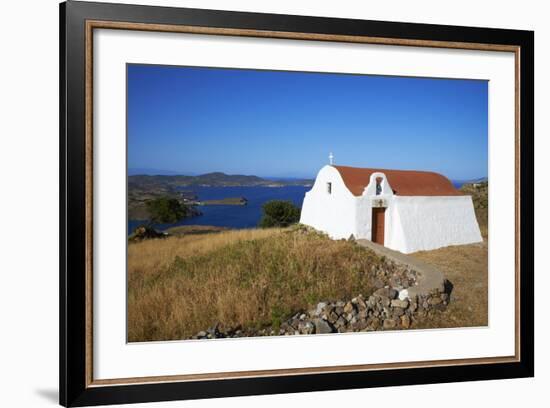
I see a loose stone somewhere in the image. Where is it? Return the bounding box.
[383,319,398,329]
[401,315,411,328]
[313,319,335,334]
[391,299,409,309]
[344,302,355,314]
[377,287,399,300]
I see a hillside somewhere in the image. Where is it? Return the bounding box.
[127,225,486,342]
[128,172,313,189]
[128,227,385,341]
[460,180,488,237]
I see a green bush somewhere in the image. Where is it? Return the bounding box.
[259,200,300,228]
[145,197,188,224]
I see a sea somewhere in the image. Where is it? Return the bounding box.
[127,185,310,235]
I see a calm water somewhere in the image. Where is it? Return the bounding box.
[128,185,310,234]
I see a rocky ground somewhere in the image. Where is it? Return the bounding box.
[189,259,452,340]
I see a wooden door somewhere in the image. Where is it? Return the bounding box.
[371,208,386,245]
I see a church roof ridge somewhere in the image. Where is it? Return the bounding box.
[331,165,463,197]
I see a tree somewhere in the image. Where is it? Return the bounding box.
[145,197,188,225]
[259,200,301,228]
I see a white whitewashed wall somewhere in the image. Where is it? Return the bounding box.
[385,196,483,253]
[301,166,483,253]
[300,165,356,239]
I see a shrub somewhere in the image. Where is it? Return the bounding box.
[145,197,188,224]
[259,200,300,228]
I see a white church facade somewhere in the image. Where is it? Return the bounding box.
[300,163,482,254]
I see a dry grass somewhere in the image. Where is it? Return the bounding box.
[128,228,383,342]
[461,181,488,239]
[410,239,488,329]
[128,228,281,282]
[164,224,229,236]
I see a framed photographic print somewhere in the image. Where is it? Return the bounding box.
[59,1,534,406]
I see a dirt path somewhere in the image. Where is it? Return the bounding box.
[410,240,488,329]
[356,239,447,298]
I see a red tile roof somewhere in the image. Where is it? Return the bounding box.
[333,165,463,197]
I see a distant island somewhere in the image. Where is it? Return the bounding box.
[199,197,248,206]
[128,172,313,189]
[128,172,313,222]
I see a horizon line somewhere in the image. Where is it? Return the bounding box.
[128,168,488,182]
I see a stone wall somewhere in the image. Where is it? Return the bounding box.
[190,255,452,340]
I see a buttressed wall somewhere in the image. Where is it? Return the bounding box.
[385,196,482,253]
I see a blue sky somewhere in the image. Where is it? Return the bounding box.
[127,64,488,180]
